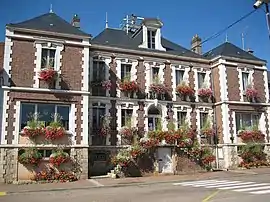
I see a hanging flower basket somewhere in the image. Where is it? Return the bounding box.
[39,68,58,82]
[102,80,112,90]
[201,128,214,137]
[49,151,70,167]
[119,81,139,92]
[119,127,137,138]
[176,84,194,96]
[238,130,265,143]
[18,148,42,166]
[149,83,167,94]
[198,88,212,102]
[22,126,44,138]
[245,88,258,100]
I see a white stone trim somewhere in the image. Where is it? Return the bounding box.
[263,70,269,102]
[171,65,176,101]
[237,67,244,102]
[133,105,139,128]
[221,103,230,168]
[131,61,138,82]
[161,104,167,131]
[1,91,9,144]
[259,112,267,141]
[70,103,76,145]
[13,101,20,145]
[218,64,228,101]
[231,111,237,143]
[116,104,121,145]
[159,64,165,84]
[81,47,89,91]
[116,59,121,97]
[33,43,42,88]
[196,108,200,141]
[81,95,89,145]
[194,69,198,102]
[249,69,254,87]
[55,45,64,89]
[105,58,111,97]
[174,105,192,129]
[204,70,211,88]
[3,29,13,86]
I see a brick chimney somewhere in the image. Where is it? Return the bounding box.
[191,34,202,55]
[71,14,80,28]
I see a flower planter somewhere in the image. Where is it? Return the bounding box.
[199,96,211,103]
[49,152,70,167]
[123,91,135,98]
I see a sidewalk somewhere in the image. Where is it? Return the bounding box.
[0,169,261,194]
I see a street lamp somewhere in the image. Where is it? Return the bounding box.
[253,0,270,38]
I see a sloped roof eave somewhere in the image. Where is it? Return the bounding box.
[209,55,267,66]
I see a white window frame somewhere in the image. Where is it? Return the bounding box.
[121,108,133,127]
[147,29,156,49]
[235,112,260,132]
[41,48,56,69]
[19,103,71,131]
[121,63,132,81]
[151,66,160,84]
[175,69,184,86]
[242,72,250,92]
[197,72,206,89]
[176,109,187,129]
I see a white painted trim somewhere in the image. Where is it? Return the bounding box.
[70,103,76,145]
[0,91,8,144]
[33,43,42,88]
[1,86,90,95]
[194,69,199,102]
[13,101,20,145]
[161,104,167,131]
[81,47,89,91]
[263,70,269,103]
[218,64,228,101]
[116,104,121,145]
[81,95,89,145]
[221,103,230,168]
[237,68,244,102]
[105,58,111,97]
[3,29,13,86]
[209,56,266,66]
[116,59,121,97]
[55,45,64,89]
[6,27,91,41]
[159,64,165,84]
[196,109,200,141]
[231,111,237,143]
[214,100,270,106]
[145,62,151,94]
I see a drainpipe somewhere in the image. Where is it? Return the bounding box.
[210,65,220,170]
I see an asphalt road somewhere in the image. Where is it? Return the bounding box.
[2,173,270,202]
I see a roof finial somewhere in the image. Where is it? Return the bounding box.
[225,33,228,42]
[105,12,108,28]
[49,4,53,13]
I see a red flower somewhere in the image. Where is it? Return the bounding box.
[176,84,194,96]
[246,88,258,99]
[201,128,214,137]
[23,127,44,138]
[44,127,65,140]
[150,84,167,94]
[119,81,139,92]
[49,155,70,167]
[198,88,212,98]
[39,68,57,82]
[239,130,265,143]
[102,80,112,90]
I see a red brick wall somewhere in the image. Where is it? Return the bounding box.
[10,40,36,87]
[164,62,172,100]
[5,91,83,144]
[136,59,146,98]
[253,69,266,103]
[226,66,241,101]
[60,45,83,91]
[212,67,221,102]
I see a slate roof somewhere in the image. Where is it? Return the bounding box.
[204,42,266,62]
[7,12,90,37]
[92,28,204,59]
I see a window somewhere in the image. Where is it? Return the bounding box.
[20,103,70,131]
[152,67,159,83]
[92,103,106,131]
[19,149,71,158]
[92,61,106,96]
[177,111,187,128]
[242,72,249,92]
[200,112,208,129]
[93,61,106,82]
[121,64,132,82]
[198,72,206,89]
[41,48,56,69]
[148,106,161,131]
[121,109,133,127]
[235,113,259,132]
[147,30,156,49]
[175,70,184,86]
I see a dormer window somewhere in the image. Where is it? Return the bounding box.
[147,30,156,49]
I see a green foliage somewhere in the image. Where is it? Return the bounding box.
[167,121,175,131]
[156,118,162,131]
[49,113,63,128]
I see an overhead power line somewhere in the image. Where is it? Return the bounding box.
[191,9,258,51]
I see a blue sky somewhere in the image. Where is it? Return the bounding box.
[1,0,270,65]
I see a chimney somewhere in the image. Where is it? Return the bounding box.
[71,14,80,28]
[191,34,202,55]
[247,48,254,55]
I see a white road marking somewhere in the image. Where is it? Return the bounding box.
[219,183,269,190]
[234,185,270,192]
[250,189,270,194]
[206,182,254,188]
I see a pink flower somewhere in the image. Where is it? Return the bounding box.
[246,88,258,99]
[102,80,112,90]
[198,88,212,98]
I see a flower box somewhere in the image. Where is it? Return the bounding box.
[176,84,195,101]
[49,151,70,167]
[39,68,58,82]
[119,81,139,92]
[238,130,265,143]
[18,148,42,166]
[198,88,212,102]
[245,88,258,102]
[149,83,167,95]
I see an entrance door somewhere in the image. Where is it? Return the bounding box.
[157,147,173,173]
